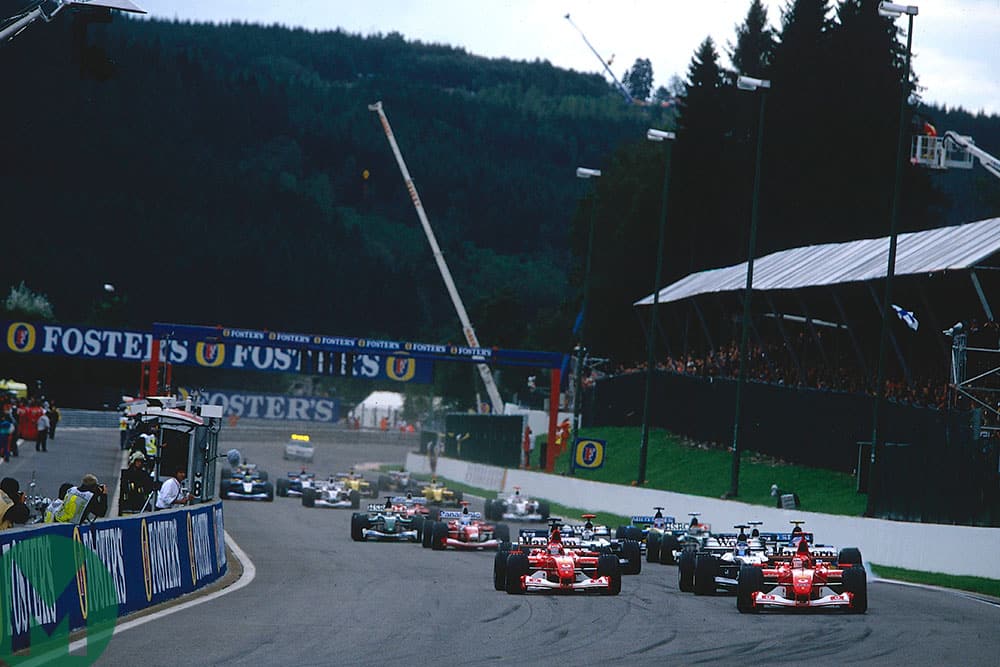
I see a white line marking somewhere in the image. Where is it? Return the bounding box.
[872,575,1000,609]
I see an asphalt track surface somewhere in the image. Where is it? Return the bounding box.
[20,423,1000,666]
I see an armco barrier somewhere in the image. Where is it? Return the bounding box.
[1,501,227,653]
[406,453,1000,579]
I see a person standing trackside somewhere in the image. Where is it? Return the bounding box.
[48,403,60,439]
[0,412,13,463]
[36,410,50,452]
[155,468,190,510]
[119,412,129,450]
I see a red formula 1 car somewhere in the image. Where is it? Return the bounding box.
[494,520,622,595]
[422,504,511,550]
[737,529,867,613]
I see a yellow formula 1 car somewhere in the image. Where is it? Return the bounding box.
[335,469,379,498]
[419,478,463,506]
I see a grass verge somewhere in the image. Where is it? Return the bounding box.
[552,426,867,516]
[870,563,1000,599]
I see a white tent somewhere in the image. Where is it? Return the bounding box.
[349,391,404,429]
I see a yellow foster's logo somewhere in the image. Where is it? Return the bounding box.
[6,321,36,353]
[386,354,416,382]
[194,342,226,367]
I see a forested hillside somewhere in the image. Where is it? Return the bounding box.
[2,1,999,402]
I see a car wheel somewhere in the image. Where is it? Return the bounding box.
[349,489,361,509]
[660,535,681,565]
[842,566,868,614]
[378,475,390,491]
[411,515,425,541]
[431,521,448,551]
[838,547,863,568]
[484,499,494,520]
[694,555,717,595]
[624,527,643,543]
[678,549,696,592]
[597,554,621,595]
[646,532,661,563]
[427,508,440,522]
[421,520,434,548]
[264,482,274,502]
[257,471,268,481]
[493,550,508,591]
[538,502,549,520]
[454,490,463,504]
[737,565,763,613]
[494,523,510,544]
[276,479,290,497]
[302,488,316,508]
[505,553,529,595]
[614,526,627,539]
[621,539,641,575]
[220,468,230,481]
[218,481,229,499]
[350,513,368,541]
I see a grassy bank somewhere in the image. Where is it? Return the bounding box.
[871,563,1000,599]
[549,426,866,516]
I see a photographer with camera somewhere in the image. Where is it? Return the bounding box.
[0,477,30,530]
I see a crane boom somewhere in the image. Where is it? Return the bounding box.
[564,13,634,105]
[368,101,504,415]
[944,131,1000,180]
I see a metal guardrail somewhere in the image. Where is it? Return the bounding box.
[60,408,119,428]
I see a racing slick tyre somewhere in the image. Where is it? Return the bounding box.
[454,490,464,504]
[264,482,274,501]
[411,515,425,541]
[694,555,717,595]
[350,513,369,541]
[218,481,229,499]
[736,565,763,613]
[431,521,449,551]
[646,532,661,563]
[485,499,497,520]
[378,475,390,491]
[302,488,317,508]
[842,566,868,614]
[659,534,681,565]
[257,471,268,481]
[838,547,863,568]
[368,485,379,498]
[427,508,440,522]
[349,489,361,509]
[493,550,509,591]
[624,527,643,543]
[421,521,434,548]
[597,554,622,595]
[220,468,230,482]
[678,549,696,592]
[505,554,529,595]
[538,502,549,520]
[621,539,642,575]
[495,523,511,544]
[276,479,290,497]
[615,526,626,539]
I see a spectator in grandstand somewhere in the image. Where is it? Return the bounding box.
[155,468,190,510]
[0,477,30,530]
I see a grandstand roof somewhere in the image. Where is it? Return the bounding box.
[635,217,1000,307]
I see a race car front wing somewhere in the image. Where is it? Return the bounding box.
[751,591,854,610]
[517,571,613,593]
[361,528,418,541]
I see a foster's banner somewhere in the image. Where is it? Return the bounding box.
[179,388,341,422]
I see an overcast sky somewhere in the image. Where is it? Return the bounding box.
[143,1,1000,116]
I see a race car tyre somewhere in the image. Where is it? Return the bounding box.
[838,547,863,568]
[484,499,494,520]
[624,527,643,543]
[646,532,661,563]
[597,554,622,595]
[678,550,696,592]
[219,481,229,499]
[736,565,763,613]
[276,479,290,497]
[495,523,511,544]
[412,515,425,540]
[220,468,231,481]
[621,539,642,575]
[368,485,379,498]
[454,490,464,504]
[842,565,868,614]
[431,521,449,551]
[421,521,434,548]
[378,475,390,491]
[493,550,508,591]
[694,555,717,595]
[302,488,317,508]
[264,482,274,501]
[538,502,549,520]
[614,526,626,539]
[505,554,529,595]
[660,535,681,565]
[349,489,361,509]
[350,513,368,541]
[427,508,440,522]
[257,471,269,481]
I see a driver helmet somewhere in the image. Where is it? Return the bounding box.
[514,487,521,496]
[792,557,803,568]
[460,505,471,524]
[735,541,749,557]
[406,491,413,500]
[548,542,562,555]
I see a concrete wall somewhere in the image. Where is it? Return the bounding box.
[407,452,1000,579]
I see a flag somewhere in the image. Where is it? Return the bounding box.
[892,304,919,331]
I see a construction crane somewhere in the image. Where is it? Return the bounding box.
[1,0,145,45]
[564,13,635,105]
[911,130,1000,181]
[368,101,504,415]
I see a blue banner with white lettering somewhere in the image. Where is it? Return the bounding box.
[0,502,227,654]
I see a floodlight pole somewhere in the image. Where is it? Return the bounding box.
[868,4,916,517]
[638,129,675,486]
[728,77,769,498]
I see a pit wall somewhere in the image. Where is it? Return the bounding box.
[1,501,227,653]
[407,453,999,579]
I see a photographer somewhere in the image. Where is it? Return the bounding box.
[77,474,109,522]
[0,477,30,530]
[155,468,190,510]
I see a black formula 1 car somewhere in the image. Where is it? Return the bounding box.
[219,463,274,501]
[351,498,424,542]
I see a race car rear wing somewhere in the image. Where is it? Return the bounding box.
[630,515,677,525]
[390,496,427,505]
[440,510,482,520]
[518,528,549,545]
